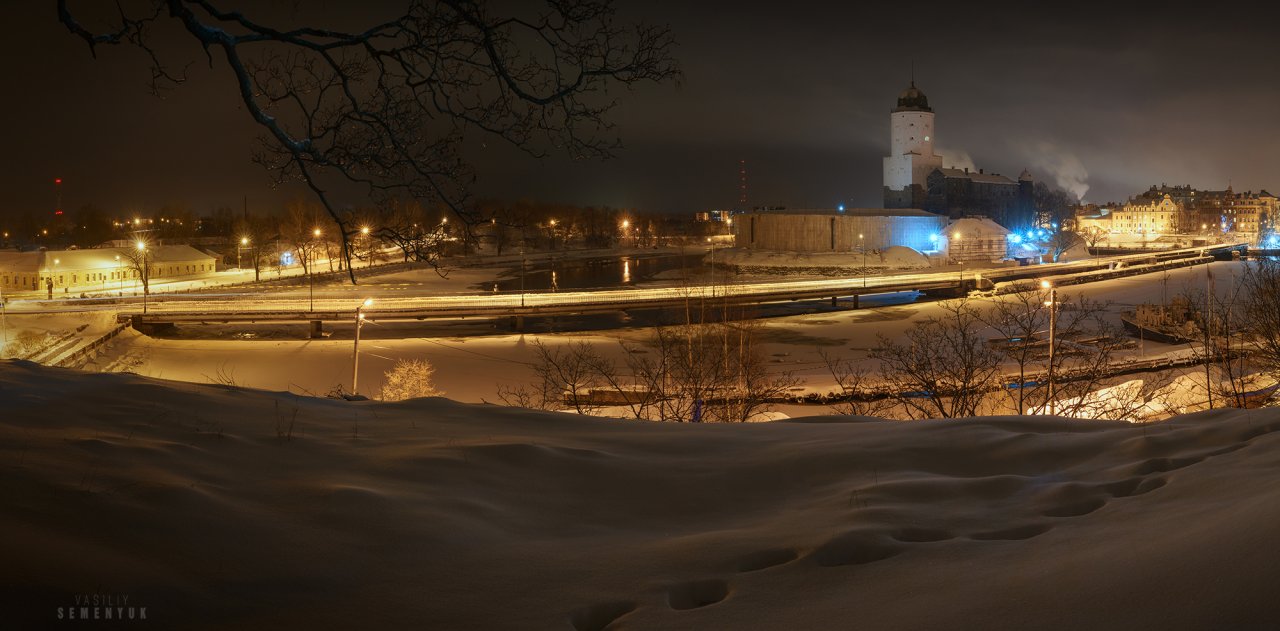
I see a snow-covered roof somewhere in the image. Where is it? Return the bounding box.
[0,245,215,273]
[750,208,944,218]
[947,216,1010,237]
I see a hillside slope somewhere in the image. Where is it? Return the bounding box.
[2,360,1279,629]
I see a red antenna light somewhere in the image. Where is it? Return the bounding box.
[55,178,62,185]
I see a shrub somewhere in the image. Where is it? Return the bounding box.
[379,358,443,401]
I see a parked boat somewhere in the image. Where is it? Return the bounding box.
[1120,296,1201,344]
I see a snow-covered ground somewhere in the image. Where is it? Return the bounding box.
[2,361,1278,629]
[80,261,1251,413]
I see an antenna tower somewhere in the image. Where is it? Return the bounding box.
[738,160,748,209]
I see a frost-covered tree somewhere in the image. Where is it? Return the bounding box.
[379,358,443,401]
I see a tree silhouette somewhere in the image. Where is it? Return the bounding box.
[59,0,679,280]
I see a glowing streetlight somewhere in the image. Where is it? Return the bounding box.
[352,298,374,396]
[1041,280,1057,415]
[238,236,250,269]
[136,241,149,314]
[360,226,372,268]
[308,229,322,311]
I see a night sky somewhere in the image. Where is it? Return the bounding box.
[4,2,1278,219]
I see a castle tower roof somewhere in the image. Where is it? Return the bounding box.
[893,82,933,113]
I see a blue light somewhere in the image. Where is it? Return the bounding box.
[1025,231,1036,241]
[281,251,294,266]
[928,233,940,243]
[1051,223,1058,229]
[1008,234,1022,244]
[837,204,845,212]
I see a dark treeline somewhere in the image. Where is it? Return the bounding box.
[0,198,716,250]
[0,198,721,280]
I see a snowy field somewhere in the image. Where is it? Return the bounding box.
[2,362,1279,628]
[81,261,1252,412]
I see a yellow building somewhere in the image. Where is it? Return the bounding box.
[0,245,216,292]
[1110,193,1181,235]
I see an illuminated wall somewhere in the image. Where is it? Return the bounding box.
[735,211,947,254]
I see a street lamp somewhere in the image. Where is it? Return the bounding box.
[549,218,557,250]
[859,233,866,288]
[136,241,149,314]
[360,226,371,268]
[1041,280,1057,416]
[352,298,374,396]
[238,236,249,270]
[115,255,122,291]
[1,281,7,345]
[310,228,321,311]
[953,232,963,287]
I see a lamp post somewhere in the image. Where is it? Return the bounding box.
[953,232,963,289]
[1,282,8,345]
[1041,280,1057,416]
[549,218,557,250]
[859,233,866,288]
[352,298,373,396]
[238,237,249,270]
[310,228,321,312]
[360,226,371,268]
[136,241,149,314]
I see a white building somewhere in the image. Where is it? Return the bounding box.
[944,217,1011,263]
[883,82,943,209]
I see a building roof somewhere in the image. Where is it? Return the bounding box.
[0,251,39,272]
[0,245,216,274]
[893,82,932,113]
[748,208,946,218]
[947,216,1010,237]
[931,168,1016,185]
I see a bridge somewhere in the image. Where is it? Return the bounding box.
[106,243,1245,334]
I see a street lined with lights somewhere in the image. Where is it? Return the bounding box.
[5,243,1236,325]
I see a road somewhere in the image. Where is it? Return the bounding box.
[0,244,1245,325]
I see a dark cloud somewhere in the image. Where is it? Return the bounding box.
[3,1,1278,221]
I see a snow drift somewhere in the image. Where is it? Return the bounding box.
[2,360,1279,629]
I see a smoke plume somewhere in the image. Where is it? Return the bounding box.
[937,148,976,172]
[1028,141,1090,201]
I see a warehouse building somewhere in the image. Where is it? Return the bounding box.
[733,208,948,254]
[0,245,216,292]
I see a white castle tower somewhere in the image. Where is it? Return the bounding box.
[883,81,943,208]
